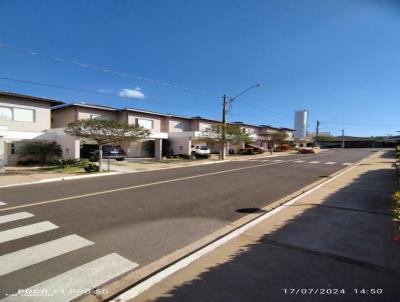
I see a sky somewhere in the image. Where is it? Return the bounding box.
[0,0,399,136]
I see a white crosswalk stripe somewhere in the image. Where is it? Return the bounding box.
[294,160,305,163]
[0,202,7,206]
[309,161,320,164]
[325,162,336,165]
[342,163,353,166]
[0,221,58,244]
[273,159,283,162]
[0,212,34,225]
[0,235,94,277]
[1,253,139,302]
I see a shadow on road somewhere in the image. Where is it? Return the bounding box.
[140,152,400,302]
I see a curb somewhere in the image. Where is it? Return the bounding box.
[0,172,121,189]
[0,152,297,189]
[80,150,376,302]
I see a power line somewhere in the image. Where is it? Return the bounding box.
[0,42,220,97]
[0,76,220,116]
[325,121,399,127]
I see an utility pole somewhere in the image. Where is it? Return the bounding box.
[219,84,262,160]
[221,94,227,160]
[341,129,345,149]
[315,120,320,146]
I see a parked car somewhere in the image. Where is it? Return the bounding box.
[81,144,126,162]
[245,144,265,154]
[191,145,211,156]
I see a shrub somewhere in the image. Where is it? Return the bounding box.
[84,163,99,172]
[276,144,291,151]
[17,141,62,165]
[394,145,400,240]
[194,153,211,159]
[238,148,256,155]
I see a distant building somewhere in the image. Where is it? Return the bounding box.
[294,110,308,139]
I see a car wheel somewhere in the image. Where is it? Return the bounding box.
[89,155,97,162]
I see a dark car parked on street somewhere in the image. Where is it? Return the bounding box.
[80,144,126,162]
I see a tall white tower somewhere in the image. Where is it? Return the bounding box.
[294,110,308,139]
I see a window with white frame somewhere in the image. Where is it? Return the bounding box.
[14,108,34,122]
[0,107,12,120]
[136,118,154,129]
[0,106,35,122]
[90,114,110,120]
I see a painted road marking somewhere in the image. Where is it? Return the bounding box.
[0,152,348,213]
[1,253,138,302]
[342,163,353,166]
[0,222,58,244]
[0,212,34,225]
[325,162,336,165]
[114,155,368,302]
[0,234,94,277]
[0,202,7,206]
[309,161,320,164]
[294,160,305,163]
[260,159,270,162]
[273,159,283,162]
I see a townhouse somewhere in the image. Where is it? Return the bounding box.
[0,91,64,167]
[51,103,168,160]
[0,90,295,166]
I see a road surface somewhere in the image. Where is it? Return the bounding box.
[0,149,374,300]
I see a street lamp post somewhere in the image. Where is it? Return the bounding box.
[220,83,262,160]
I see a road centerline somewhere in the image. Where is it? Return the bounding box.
[0,153,338,213]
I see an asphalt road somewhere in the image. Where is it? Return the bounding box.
[0,149,375,300]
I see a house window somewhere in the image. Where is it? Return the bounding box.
[14,108,35,122]
[0,107,12,120]
[136,118,154,129]
[0,106,35,122]
[10,143,16,155]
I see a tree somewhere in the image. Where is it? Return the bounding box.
[259,131,288,152]
[269,131,288,147]
[65,119,150,171]
[200,124,251,159]
[17,141,62,164]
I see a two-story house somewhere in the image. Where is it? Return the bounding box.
[51,103,168,160]
[0,91,64,167]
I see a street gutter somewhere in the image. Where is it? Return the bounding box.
[79,150,376,302]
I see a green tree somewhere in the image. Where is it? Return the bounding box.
[259,131,288,152]
[17,141,62,164]
[65,119,150,171]
[200,124,251,159]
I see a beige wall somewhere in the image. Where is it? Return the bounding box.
[76,107,119,121]
[125,111,162,132]
[51,106,120,128]
[51,107,77,128]
[169,137,191,155]
[168,117,191,132]
[0,95,52,132]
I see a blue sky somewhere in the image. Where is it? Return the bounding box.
[0,0,399,136]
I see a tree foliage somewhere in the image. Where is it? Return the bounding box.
[269,131,288,145]
[65,119,150,170]
[17,141,62,164]
[201,124,251,145]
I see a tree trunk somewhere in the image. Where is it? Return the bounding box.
[98,144,103,172]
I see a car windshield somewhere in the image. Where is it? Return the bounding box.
[103,146,121,151]
[199,146,209,150]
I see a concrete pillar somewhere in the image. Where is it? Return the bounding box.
[0,139,5,172]
[154,138,162,160]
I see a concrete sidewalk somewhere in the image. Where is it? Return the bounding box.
[132,150,400,302]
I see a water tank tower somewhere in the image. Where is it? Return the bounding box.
[294,110,308,139]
